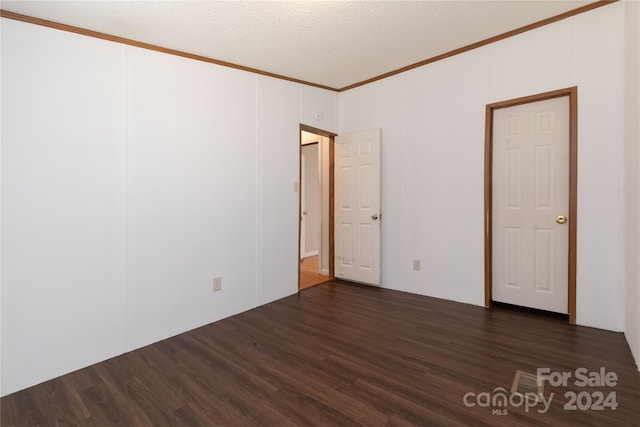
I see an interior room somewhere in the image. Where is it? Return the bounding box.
[1,0,639,425]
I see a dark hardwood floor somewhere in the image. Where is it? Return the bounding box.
[2,281,640,426]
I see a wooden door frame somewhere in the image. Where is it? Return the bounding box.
[484,87,578,324]
[299,124,337,290]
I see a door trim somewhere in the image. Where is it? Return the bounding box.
[484,87,578,324]
[299,124,337,290]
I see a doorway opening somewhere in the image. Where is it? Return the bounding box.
[484,87,577,324]
[299,124,336,290]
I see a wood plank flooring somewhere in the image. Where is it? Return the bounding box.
[2,281,639,426]
[299,255,330,290]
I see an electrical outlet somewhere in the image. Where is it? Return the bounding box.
[413,260,421,270]
[213,277,222,292]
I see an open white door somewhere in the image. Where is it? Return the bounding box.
[334,128,381,286]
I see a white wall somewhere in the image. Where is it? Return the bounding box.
[255,77,301,306]
[0,18,337,396]
[0,13,3,395]
[125,46,259,350]
[302,143,320,256]
[339,2,628,332]
[624,0,640,369]
[319,136,331,275]
[1,21,126,396]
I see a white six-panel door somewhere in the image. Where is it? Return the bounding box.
[334,129,381,286]
[492,97,569,313]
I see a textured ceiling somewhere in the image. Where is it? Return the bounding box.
[0,1,600,90]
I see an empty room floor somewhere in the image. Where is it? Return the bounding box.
[2,281,639,426]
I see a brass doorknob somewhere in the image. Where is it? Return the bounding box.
[556,215,567,224]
